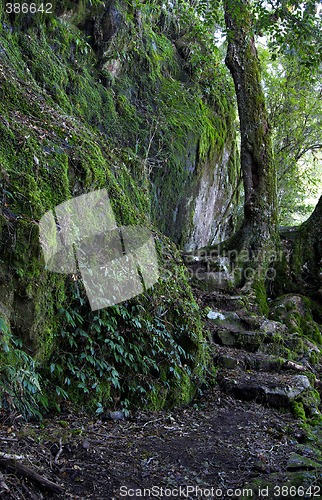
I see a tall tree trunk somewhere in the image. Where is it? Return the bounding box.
[223,0,278,271]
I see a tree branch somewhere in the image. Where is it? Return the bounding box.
[0,458,64,494]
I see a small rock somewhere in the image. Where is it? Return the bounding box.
[260,319,286,335]
[207,310,225,320]
[108,411,125,421]
[216,330,237,346]
[253,460,270,473]
[293,375,311,390]
[304,339,320,353]
[215,353,245,370]
[82,439,90,450]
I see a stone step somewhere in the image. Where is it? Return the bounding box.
[184,253,231,273]
[217,369,313,410]
[213,345,309,374]
[186,254,235,292]
[206,292,246,311]
[207,308,286,334]
[212,327,268,351]
[190,289,246,314]
[190,270,233,291]
[214,346,283,372]
[207,309,286,351]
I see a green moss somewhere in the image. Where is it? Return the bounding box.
[299,299,322,345]
[146,384,168,411]
[309,351,320,365]
[253,279,269,316]
[292,401,307,423]
[0,0,231,417]
[172,370,196,405]
[302,388,321,415]
[271,295,322,353]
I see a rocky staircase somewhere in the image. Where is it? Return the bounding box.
[184,252,322,416]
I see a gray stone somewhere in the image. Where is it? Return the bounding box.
[262,384,303,401]
[247,354,284,373]
[214,329,266,351]
[215,353,246,370]
[217,370,311,409]
[216,330,237,347]
[286,453,322,471]
[207,310,225,320]
[260,319,286,335]
[303,339,320,353]
[261,374,311,403]
[183,145,240,251]
[201,271,233,291]
[293,375,311,390]
[108,411,125,421]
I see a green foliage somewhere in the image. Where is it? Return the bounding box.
[0,318,46,420]
[254,0,322,68]
[260,48,322,225]
[0,0,221,419]
[47,274,205,412]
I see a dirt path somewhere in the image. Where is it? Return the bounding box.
[0,387,305,499]
[2,260,322,499]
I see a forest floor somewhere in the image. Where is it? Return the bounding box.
[2,267,322,499]
[0,387,306,500]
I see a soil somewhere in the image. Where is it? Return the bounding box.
[0,387,304,499]
[2,269,320,499]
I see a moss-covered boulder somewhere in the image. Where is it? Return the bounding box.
[0,0,240,417]
[270,295,322,348]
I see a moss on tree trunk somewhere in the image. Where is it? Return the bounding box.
[291,195,322,293]
[223,0,278,276]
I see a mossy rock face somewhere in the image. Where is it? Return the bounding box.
[1,3,240,414]
[270,295,322,347]
[85,0,240,250]
[0,0,240,251]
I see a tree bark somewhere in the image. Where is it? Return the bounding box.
[289,195,322,294]
[223,0,278,270]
